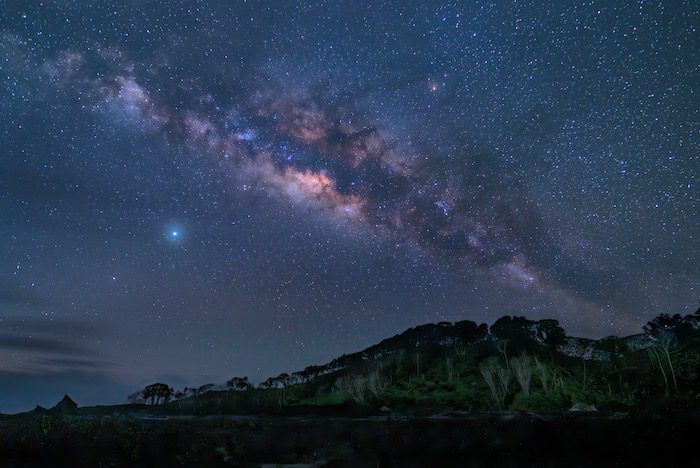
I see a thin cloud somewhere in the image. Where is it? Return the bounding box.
[0,333,90,356]
[29,356,113,370]
[0,317,108,339]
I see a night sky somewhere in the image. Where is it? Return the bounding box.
[1,1,697,413]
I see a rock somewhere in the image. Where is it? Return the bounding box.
[569,402,598,412]
[51,394,78,413]
[379,406,391,413]
[526,412,548,421]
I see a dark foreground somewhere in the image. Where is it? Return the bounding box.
[0,412,698,467]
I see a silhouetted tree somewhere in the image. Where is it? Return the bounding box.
[644,313,698,343]
[491,316,566,352]
[301,365,323,381]
[226,376,253,391]
[535,319,566,349]
[197,384,215,395]
[142,383,173,405]
[259,373,294,405]
[258,378,274,390]
[490,316,535,353]
[127,390,145,404]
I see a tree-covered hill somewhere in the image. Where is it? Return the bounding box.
[125,308,700,416]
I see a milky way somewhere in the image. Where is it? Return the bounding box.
[0,1,697,412]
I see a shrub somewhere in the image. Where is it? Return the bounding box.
[510,390,569,414]
[593,392,634,412]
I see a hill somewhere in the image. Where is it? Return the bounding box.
[119,308,700,417]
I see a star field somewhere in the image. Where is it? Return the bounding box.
[0,1,697,412]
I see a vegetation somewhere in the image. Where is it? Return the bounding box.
[118,308,700,416]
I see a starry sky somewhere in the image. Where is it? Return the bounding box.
[0,1,697,413]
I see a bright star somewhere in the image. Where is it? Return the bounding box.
[166,225,184,242]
